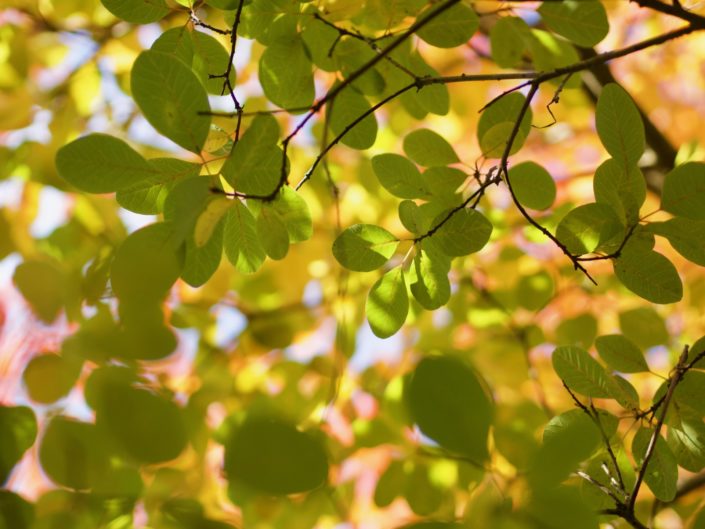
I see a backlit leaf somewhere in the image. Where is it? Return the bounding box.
[593,158,646,224]
[0,406,36,485]
[646,217,705,266]
[661,162,705,219]
[539,0,609,48]
[39,417,108,490]
[328,87,378,150]
[372,153,427,199]
[632,427,678,501]
[403,129,459,167]
[333,224,398,272]
[101,0,169,24]
[223,200,266,274]
[595,83,645,167]
[614,247,683,304]
[552,345,612,398]
[408,355,493,462]
[595,334,649,373]
[477,92,532,158]
[131,50,211,153]
[366,267,409,338]
[259,36,314,109]
[431,208,492,257]
[415,3,479,48]
[56,134,157,194]
[224,416,328,495]
[508,161,556,211]
[556,203,624,255]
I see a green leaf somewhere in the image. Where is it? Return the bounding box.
[98,385,187,464]
[556,203,624,255]
[259,35,314,109]
[403,129,459,167]
[333,224,398,272]
[183,218,224,287]
[647,217,705,266]
[538,0,609,48]
[415,3,479,48]
[528,29,581,88]
[595,83,645,167]
[194,196,233,247]
[431,208,493,257]
[551,345,612,398]
[595,334,648,373]
[371,154,427,199]
[131,50,211,153]
[422,167,467,201]
[151,27,236,96]
[661,162,705,219]
[408,355,493,461]
[674,371,705,415]
[668,411,705,472]
[490,17,531,69]
[100,0,169,24]
[556,313,597,349]
[224,416,328,495]
[477,92,533,158]
[223,200,266,274]
[614,247,683,304]
[328,87,378,150]
[23,354,81,404]
[221,114,283,195]
[56,133,157,194]
[111,223,183,304]
[593,158,646,224]
[117,158,201,215]
[374,460,405,507]
[0,406,36,485]
[632,427,678,502]
[366,267,409,338]
[39,416,108,489]
[410,246,451,310]
[0,490,34,529]
[516,271,554,311]
[608,374,640,410]
[13,260,64,323]
[270,186,313,243]
[257,207,290,260]
[163,176,212,244]
[508,161,556,211]
[619,307,669,349]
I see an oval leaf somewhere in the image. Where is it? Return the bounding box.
[595,334,648,373]
[632,427,678,502]
[595,83,645,167]
[403,129,459,167]
[333,224,398,272]
[366,267,409,338]
[477,92,533,158]
[551,345,612,398]
[415,3,479,48]
[661,162,705,219]
[372,153,427,199]
[131,50,211,153]
[538,0,609,48]
[508,161,556,211]
[56,134,157,194]
[408,355,493,462]
[613,248,683,304]
[224,417,328,495]
[101,0,169,24]
[431,208,493,257]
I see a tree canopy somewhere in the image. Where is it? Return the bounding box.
[2,1,705,528]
